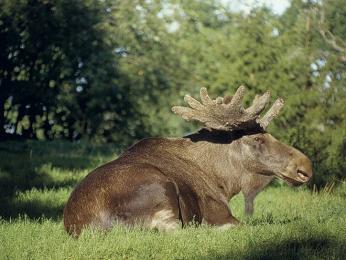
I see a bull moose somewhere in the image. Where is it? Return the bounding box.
[64,86,312,236]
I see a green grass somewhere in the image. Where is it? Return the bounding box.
[0,141,345,259]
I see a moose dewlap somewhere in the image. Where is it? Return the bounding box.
[63,86,312,236]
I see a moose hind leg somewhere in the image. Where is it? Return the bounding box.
[109,170,182,231]
[147,181,182,231]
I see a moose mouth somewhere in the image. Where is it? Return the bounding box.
[297,169,310,182]
[279,170,310,186]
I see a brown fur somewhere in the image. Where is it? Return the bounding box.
[64,128,312,236]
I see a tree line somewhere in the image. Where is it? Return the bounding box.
[0,0,345,185]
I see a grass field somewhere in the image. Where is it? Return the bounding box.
[0,141,345,259]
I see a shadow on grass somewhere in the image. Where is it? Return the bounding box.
[0,140,117,220]
[200,237,346,259]
[1,199,65,221]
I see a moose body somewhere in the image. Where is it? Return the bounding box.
[64,87,312,236]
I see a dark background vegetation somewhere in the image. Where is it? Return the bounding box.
[0,0,345,187]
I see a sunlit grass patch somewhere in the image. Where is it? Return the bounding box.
[1,204,345,259]
[1,184,345,259]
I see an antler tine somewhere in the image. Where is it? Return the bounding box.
[257,98,284,129]
[245,91,271,116]
[229,85,246,108]
[184,95,204,110]
[200,87,214,106]
[171,105,209,122]
[215,97,224,104]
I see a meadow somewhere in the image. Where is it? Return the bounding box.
[0,141,345,259]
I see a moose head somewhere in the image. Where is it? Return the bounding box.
[172,86,312,186]
[64,86,313,236]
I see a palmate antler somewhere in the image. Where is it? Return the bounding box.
[172,86,284,131]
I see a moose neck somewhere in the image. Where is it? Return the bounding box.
[185,130,247,201]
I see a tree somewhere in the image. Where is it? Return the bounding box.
[0,0,134,142]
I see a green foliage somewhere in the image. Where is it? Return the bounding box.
[0,0,139,143]
[1,0,345,185]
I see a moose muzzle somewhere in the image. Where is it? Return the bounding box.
[282,151,313,186]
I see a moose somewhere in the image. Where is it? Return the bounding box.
[64,86,312,236]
